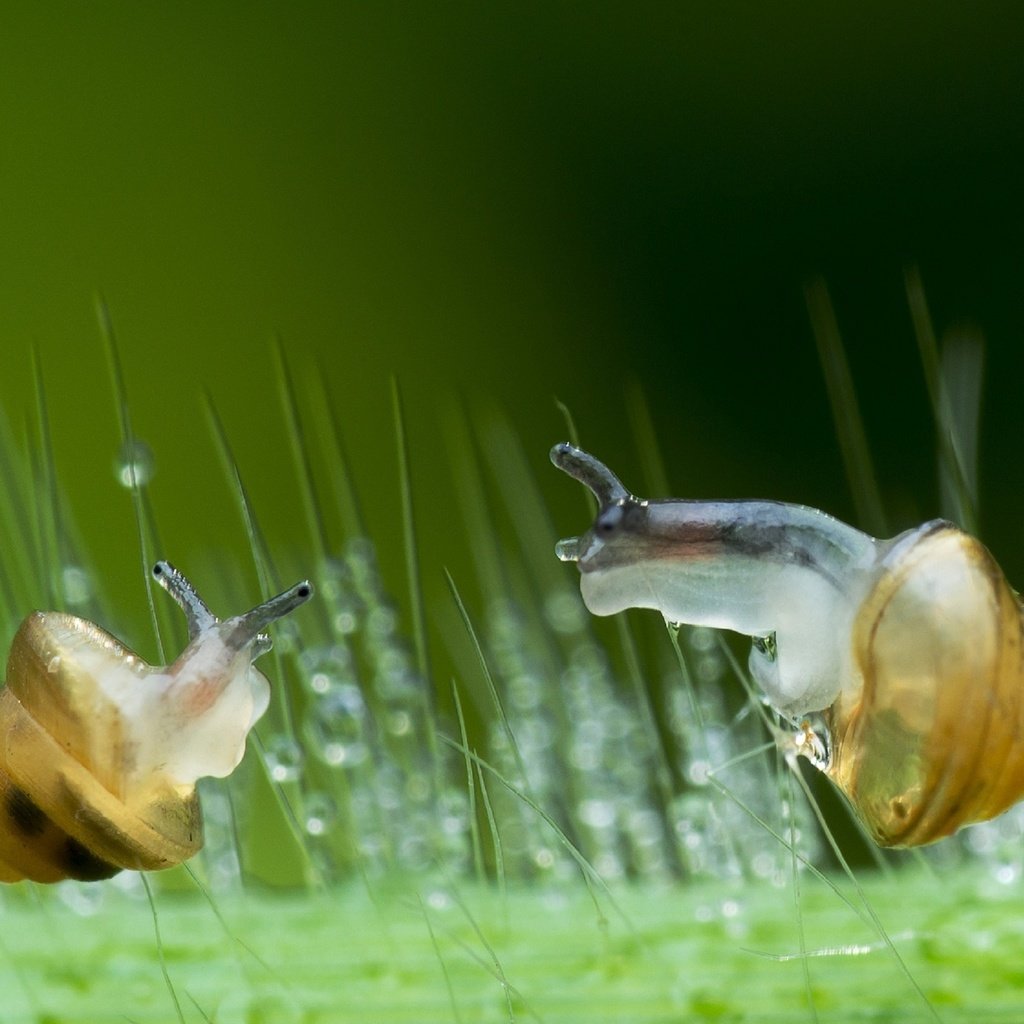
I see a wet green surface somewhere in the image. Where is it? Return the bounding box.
[4,867,1022,1023]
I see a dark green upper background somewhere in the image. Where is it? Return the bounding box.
[2,4,1023,628]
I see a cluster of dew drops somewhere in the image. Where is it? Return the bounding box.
[49,438,1024,912]
[199,537,447,889]
[210,533,818,894]
[241,534,1024,896]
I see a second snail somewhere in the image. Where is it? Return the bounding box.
[551,441,1024,849]
[0,562,312,883]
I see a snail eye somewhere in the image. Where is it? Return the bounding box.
[596,504,624,534]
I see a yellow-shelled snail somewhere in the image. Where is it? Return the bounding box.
[0,562,312,882]
[551,442,1024,848]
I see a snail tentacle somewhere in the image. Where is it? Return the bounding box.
[223,579,313,655]
[152,560,216,639]
[550,443,630,505]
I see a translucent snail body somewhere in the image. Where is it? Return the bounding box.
[0,563,312,882]
[551,442,1024,848]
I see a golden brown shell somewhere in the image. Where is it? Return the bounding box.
[825,523,1024,847]
[0,613,201,882]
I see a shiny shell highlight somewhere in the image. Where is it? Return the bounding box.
[825,523,1024,847]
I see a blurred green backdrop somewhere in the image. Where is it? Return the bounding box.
[2,10,1023,1017]
[1,2,1023,629]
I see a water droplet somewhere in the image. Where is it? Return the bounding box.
[793,716,831,770]
[696,653,724,684]
[438,790,468,836]
[751,632,777,662]
[689,626,719,651]
[345,536,379,584]
[373,658,418,701]
[554,537,580,562]
[303,792,337,836]
[57,879,106,916]
[263,734,304,783]
[299,644,354,695]
[303,685,369,767]
[721,899,741,919]
[508,673,542,711]
[366,605,398,641]
[406,774,431,803]
[750,851,778,880]
[387,710,411,736]
[426,889,451,910]
[594,852,624,879]
[332,610,359,635]
[114,439,155,488]
[61,566,93,606]
[109,871,145,898]
[544,589,586,633]
[995,863,1018,885]
[578,798,616,829]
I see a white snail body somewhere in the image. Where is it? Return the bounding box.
[0,563,312,882]
[551,442,1024,847]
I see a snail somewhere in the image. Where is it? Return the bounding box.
[551,442,1024,848]
[0,562,312,882]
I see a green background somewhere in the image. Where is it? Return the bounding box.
[1,7,1022,1020]
[1,3,1022,633]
